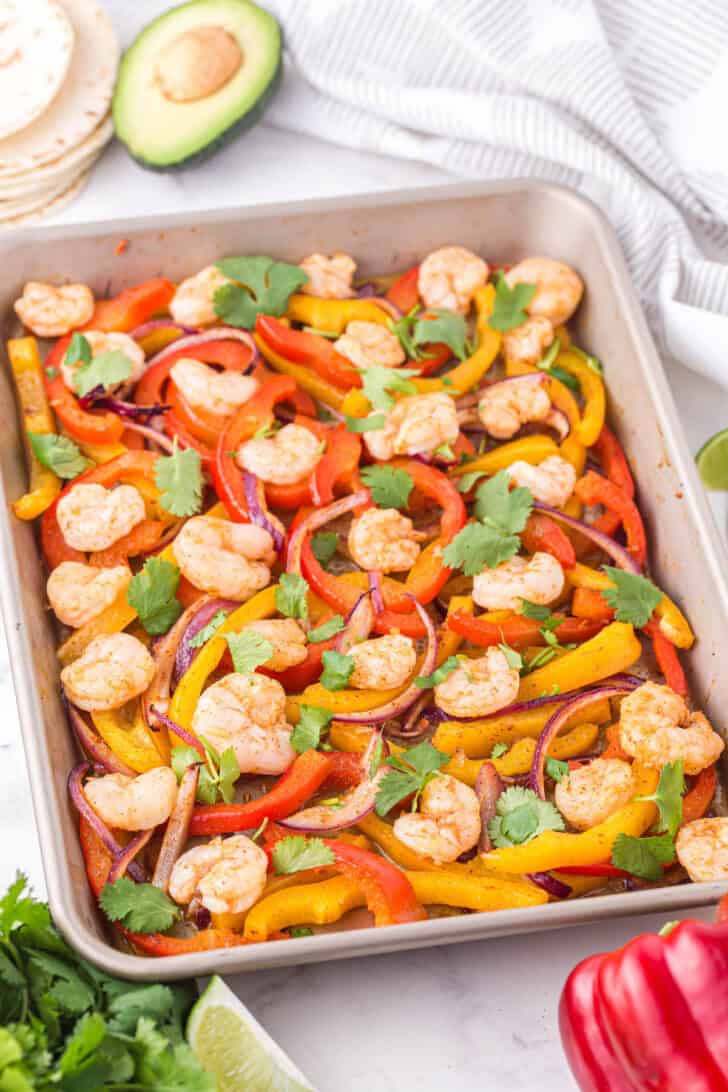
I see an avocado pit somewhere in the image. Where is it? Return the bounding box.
[155,25,243,103]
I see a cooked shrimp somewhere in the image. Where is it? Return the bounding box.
[364,392,460,461]
[84,767,178,832]
[472,552,564,612]
[334,321,405,370]
[504,455,576,508]
[61,331,145,393]
[242,619,308,671]
[172,516,275,601]
[505,257,583,327]
[61,632,156,712]
[14,281,94,338]
[393,774,481,864]
[619,682,724,775]
[554,758,636,831]
[56,483,146,553]
[478,378,552,439]
[349,634,417,690]
[434,648,519,719]
[299,252,356,299]
[169,835,268,914]
[502,316,556,367]
[418,246,489,313]
[47,561,131,629]
[169,264,231,326]
[170,358,258,417]
[191,673,294,775]
[236,423,323,486]
[347,508,424,573]
[676,819,728,883]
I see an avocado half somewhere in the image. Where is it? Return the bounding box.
[112,0,282,171]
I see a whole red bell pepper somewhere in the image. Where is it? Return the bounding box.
[83,277,176,333]
[560,894,728,1091]
[256,315,362,390]
[446,609,604,650]
[521,512,576,569]
[574,471,647,569]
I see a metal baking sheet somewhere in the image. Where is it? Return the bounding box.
[1,181,727,981]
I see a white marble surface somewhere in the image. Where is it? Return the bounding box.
[1,3,728,1088]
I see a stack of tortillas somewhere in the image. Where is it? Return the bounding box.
[0,0,119,226]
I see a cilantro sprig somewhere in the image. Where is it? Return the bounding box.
[271,836,335,875]
[154,441,204,518]
[290,705,334,754]
[307,615,345,643]
[99,878,180,935]
[187,609,229,649]
[489,272,537,332]
[67,333,134,398]
[390,308,469,361]
[414,655,461,689]
[275,573,309,620]
[213,255,309,329]
[28,432,90,479]
[600,568,663,627]
[345,413,387,433]
[360,464,414,509]
[126,557,182,635]
[311,532,338,568]
[443,470,533,575]
[319,650,354,691]
[225,630,274,673]
[359,365,420,411]
[636,760,685,838]
[375,741,450,816]
[171,735,240,804]
[610,761,686,880]
[487,786,565,847]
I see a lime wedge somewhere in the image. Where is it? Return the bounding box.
[187,975,317,1092]
[696,428,728,490]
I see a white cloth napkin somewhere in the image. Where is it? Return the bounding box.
[263,0,728,388]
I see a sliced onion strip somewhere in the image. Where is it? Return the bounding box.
[334,591,374,653]
[475,760,504,853]
[532,501,641,573]
[67,763,145,883]
[144,327,259,371]
[286,490,369,574]
[108,828,154,885]
[152,764,199,891]
[67,704,135,776]
[242,471,285,554]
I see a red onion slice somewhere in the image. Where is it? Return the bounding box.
[532,501,641,573]
[529,683,641,799]
[143,598,214,728]
[334,591,374,653]
[527,871,572,898]
[368,571,385,615]
[130,319,199,341]
[67,703,135,776]
[148,707,206,760]
[333,599,437,724]
[242,471,285,554]
[144,327,259,371]
[152,764,199,891]
[174,597,238,682]
[475,760,504,853]
[122,420,176,453]
[108,827,154,885]
[367,296,403,321]
[68,763,145,882]
[286,490,369,574]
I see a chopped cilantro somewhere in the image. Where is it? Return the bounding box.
[154,442,203,517]
[487,786,565,848]
[611,832,676,881]
[213,255,308,328]
[345,413,387,433]
[187,609,229,649]
[489,272,537,332]
[600,567,663,627]
[271,836,335,875]
[307,615,345,643]
[490,742,508,759]
[275,573,309,620]
[360,464,414,509]
[28,432,90,479]
[414,655,461,689]
[99,879,180,935]
[126,558,182,635]
[311,531,339,568]
[359,365,420,412]
[635,760,685,837]
[443,470,533,575]
[73,350,133,398]
[545,757,569,782]
[375,741,450,816]
[225,630,274,674]
[319,650,354,691]
[290,705,333,754]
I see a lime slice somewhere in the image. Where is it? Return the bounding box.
[188,975,317,1092]
[696,428,728,490]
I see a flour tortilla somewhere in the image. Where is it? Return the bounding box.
[0,114,113,180]
[0,144,99,198]
[0,0,118,172]
[0,172,78,218]
[0,0,74,140]
[0,169,89,227]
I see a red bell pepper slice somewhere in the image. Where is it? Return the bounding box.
[189,749,333,836]
[135,338,256,408]
[83,277,176,333]
[682,765,717,823]
[644,619,688,696]
[256,315,362,390]
[41,450,159,569]
[44,335,125,445]
[396,458,466,605]
[521,512,576,569]
[574,471,647,569]
[446,608,604,650]
[571,587,615,623]
[263,419,362,510]
[592,425,635,538]
[259,612,338,691]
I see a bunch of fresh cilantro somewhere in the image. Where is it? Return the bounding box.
[0,874,213,1090]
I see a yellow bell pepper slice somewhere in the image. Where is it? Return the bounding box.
[560,435,587,475]
[254,333,345,410]
[77,440,128,465]
[413,284,501,395]
[517,622,641,702]
[286,295,390,331]
[8,337,62,519]
[244,876,365,941]
[566,563,694,649]
[168,585,279,735]
[449,435,559,480]
[407,870,548,910]
[481,765,658,873]
[556,350,606,446]
[444,721,601,785]
[92,701,169,773]
[432,697,611,758]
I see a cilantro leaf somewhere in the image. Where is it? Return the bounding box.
[374,768,420,817]
[290,705,333,754]
[28,432,90,480]
[99,878,180,934]
[225,630,274,674]
[442,520,519,575]
[217,746,240,804]
[489,271,537,332]
[600,567,663,627]
[490,742,508,758]
[345,414,386,433]
[375,741,449,816]
[126,557,182,635]
[213,256,308,328]
[635,759,685,837]
[154,442,203,517]
[412,310,468,360]
[498,642,523,671]
[369,736,384,778]
[289,926,314,938]
[187,609,229,649]
[360,465,414,509]
[359,365,420,411]
[311,531,338,568]
[307,615,345,643]
[275,573,309,620]
[73,350,133,398]
[550,364,581,392]
[487,786,565,848]
[545,757,569,782]
[456,469,488,493]
[520,599,553,622]
[473,471,532,533]
[611,832,676,881]
[571,345,604,375]
[65,332,92,367]
[415,655,461,689]
[319,650,354,691]
[535,337,561,374]
[272,836,335,875]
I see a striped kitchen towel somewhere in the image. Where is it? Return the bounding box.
[264,0,728,388]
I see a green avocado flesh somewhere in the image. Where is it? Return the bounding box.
[112,0,282,170]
